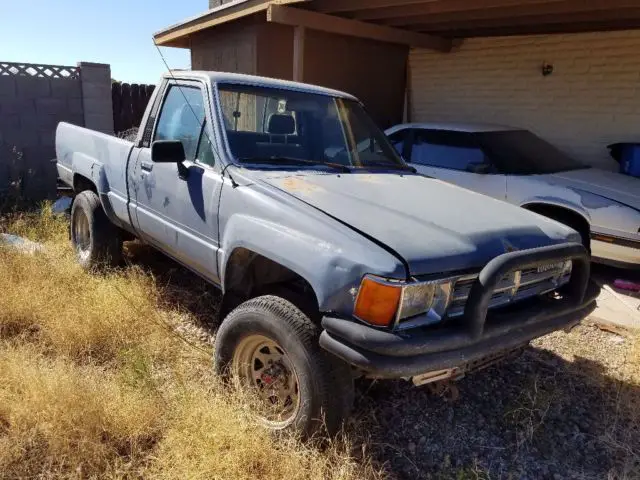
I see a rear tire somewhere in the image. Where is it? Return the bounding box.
[70,190,122,269]
[214,295,354,438]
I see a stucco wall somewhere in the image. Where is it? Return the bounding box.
[409,30,640,170]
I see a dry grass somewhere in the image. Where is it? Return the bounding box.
[0,206,378,480]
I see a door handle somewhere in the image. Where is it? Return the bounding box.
[141,161,154,172]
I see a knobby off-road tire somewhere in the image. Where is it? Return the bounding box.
[70,190,123,270]
[215,295,354,438]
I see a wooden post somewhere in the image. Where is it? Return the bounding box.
[293,26,305,82]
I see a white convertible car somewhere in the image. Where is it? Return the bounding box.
[386,123,640,268]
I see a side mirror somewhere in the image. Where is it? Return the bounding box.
[151,140,185,163]
[466,162,491,174]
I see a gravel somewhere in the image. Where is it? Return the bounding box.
[348,325,639,479]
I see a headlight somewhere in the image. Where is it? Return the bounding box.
[353,275,453,328]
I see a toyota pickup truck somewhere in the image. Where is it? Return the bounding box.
[56,71,599,437]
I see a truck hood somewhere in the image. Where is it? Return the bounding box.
[249,171,576,276]
[545,168,640,211]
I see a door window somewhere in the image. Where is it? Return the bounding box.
[411,130,486,171]
[154,85,206,161]
[196,121,215,167]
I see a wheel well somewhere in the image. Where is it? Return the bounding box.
[220,248,320,322]
[523,203,590,249]
[73,174,97,195]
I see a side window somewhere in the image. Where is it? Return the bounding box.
[196,121,215,167]
[411,130,486,171]
[387,130,406,156]
[154,85,205,161]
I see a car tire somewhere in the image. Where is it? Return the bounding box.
[214,295,354,438]
[70,190,123,269]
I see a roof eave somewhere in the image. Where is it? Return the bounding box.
[154,0,309,48]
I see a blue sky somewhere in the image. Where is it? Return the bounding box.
[1,0,206,83]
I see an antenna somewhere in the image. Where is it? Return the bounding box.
[153,40,238,186]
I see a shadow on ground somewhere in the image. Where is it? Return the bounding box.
[351,350,639,479]
[125,242,639,480]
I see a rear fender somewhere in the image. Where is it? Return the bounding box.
[72,164,128,231]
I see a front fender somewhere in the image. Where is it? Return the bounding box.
[218,184,405,315]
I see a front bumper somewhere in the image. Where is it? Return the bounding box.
[591,234,640,269]
[320,243,599,379]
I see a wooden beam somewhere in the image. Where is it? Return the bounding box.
[315,0,433,14]
[382,0,640,27]
[154,0,308,47]
[443,18,640,37]
[413,8,640,32]
[293,26,305,81]
[266,5,451,51]
[348,0,572,21]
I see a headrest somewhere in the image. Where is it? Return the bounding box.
[267,114,295,135]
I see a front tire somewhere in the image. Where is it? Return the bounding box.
[70,190,122,269]
[214,295,354,438]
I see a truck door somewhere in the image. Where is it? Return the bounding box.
[130,80,223,284]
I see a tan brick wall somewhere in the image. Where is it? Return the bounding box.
[409,30,640,170]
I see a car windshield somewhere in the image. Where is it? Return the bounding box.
[476,130,589,174]
[218,84,407,170]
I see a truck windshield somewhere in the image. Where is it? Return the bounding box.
[218,84,407,170]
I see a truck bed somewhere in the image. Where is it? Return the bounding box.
[56,122,135,229]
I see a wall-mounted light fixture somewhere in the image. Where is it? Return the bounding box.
[542,62,554,76]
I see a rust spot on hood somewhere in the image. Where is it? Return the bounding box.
[356,174,385,184]
[281,177,324,194]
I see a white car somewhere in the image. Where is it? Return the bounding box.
[386,123,640,268]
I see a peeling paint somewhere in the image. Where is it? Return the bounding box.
[355,174,386,184]
[281,177,325,194]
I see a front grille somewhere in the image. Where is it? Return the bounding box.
[447,261,571,318]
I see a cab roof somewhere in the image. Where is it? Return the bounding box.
[163,70,358,101]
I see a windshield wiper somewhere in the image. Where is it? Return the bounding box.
[356,163,418,173]
[238,156,352,173]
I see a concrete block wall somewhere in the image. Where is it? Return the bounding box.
[78,62,114,134]
[409,30,640,170]
[0,61,113,200]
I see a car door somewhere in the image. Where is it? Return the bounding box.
[131,80,223,284]
[404,129,507,201]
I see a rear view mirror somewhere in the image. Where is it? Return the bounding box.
[151,140,185,163]
[466,162,491,174]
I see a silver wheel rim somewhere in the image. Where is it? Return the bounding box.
[72,208,91,262]
[232,335,301,429]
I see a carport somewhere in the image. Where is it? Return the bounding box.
[156,0,640,168]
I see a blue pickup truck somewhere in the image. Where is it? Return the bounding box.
[56,71,599,436]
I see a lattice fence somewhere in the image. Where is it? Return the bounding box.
[0,61,80,79]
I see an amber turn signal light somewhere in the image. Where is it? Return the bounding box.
[354,276,402,327]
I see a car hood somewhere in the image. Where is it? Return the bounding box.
[546,169,640,211]
[249,171,576,276]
